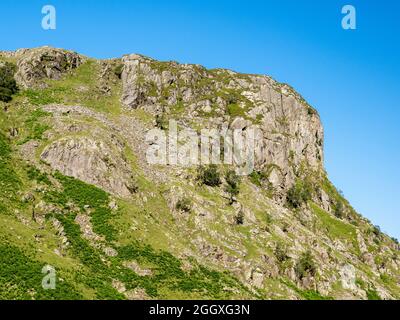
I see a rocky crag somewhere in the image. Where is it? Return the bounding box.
[0,46,398,300]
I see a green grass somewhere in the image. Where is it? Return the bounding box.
[54,213,125,299]
[310,202,358,252]
[355,278,382,300]
[282,280,333,300]
[26,166,51,185]
[0,133,21,214]
[21,88,63,106]
[227,103,247,118]
[0,243,82,300]
[46,172,117,242]
[116,243,252,299]
[366,288,381,300]
[18,108,51,144]
[19,60,122,115]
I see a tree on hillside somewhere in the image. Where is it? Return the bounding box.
[0,62,18,102]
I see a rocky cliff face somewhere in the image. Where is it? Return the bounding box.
[0,47,398,300]
[120,53,323,197]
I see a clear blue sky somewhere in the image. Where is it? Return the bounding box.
[1,0,399,239]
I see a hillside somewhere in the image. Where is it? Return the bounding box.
[0,46,399,300]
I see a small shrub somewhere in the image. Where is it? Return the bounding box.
[307,107,317,116]
[197,165,221,187]
[176,198,192,213]
[235,210,244,225]
[226,93,238,105]
[372,225,381,237]
[225,170,240,204]
[274,243,289,263]
[282,280,333,300]
[334,200,346,219]
[113,63,124,79]
[249,170,267,187]
[227,103,246,117]
[265,212,273,224]
[155,113,168,130]
[295,250,317,279]
[380,273,392,285]
[366,288,381,300]
[27,166,51,185]
[281,222,290,233]
[287,180,313,209]
[0,133,11,158]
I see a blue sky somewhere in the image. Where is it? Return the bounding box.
[1,0,399,238]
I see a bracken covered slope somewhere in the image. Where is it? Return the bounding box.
[0,46,399,300]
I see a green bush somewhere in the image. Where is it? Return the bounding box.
[274,243,289,263]
[295,250,317,279]
[225,170,240,204]
[287,180,313,208]
[176,197,192,213]
[197,165,221,187]
[366,288,381,300]
[155,112,168,130]
[249,170,267,187]
[27,166,51,185]
[0,132,11,158]
[372,225,381,237]
[113,64,124,79]
[227,103,246,117]
[0,62,18,102]
[334,200,346,219]
[265,212,273,224]
[235,210,244,225]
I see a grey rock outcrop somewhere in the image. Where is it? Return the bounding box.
[120,53,324,193]
[14,46,83,88]
[40,136,137,197]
